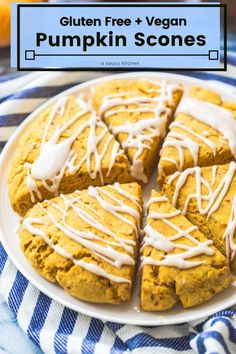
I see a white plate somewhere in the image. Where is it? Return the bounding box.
[0,72,236,326]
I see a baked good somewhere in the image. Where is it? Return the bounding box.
[157,86,236,184]
[92,79,183,184]
[141,190,232,311]
[8,95,133,216]
[163,162,236,272]
[19,182,142,304]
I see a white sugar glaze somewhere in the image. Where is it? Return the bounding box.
[25,96,122,202]
[159,95,236,179]
[160,121,217,173]
[177,97,236,157]
[23,217,131,284]
[22,183,140,283]
[211,165,218,186]
[224,194,236,261]
[141,196,214,269]
[98,80,180,183]
[167,162,236,260]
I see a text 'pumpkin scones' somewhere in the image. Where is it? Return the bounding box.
[163,162,236,272]
[157,86,236,184]
[141,190,232,311]
[92,79,183,184]
[8,95,133,216]
[19,182,142,304]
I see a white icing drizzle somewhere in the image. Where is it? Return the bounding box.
[25,163,42,203]
[22,183,140,283]
[22,217,130,284]
[162,130,199,169]
[171,162,236,218]
[167,162,236,260]
[223,194,236,261]
[166,171,180,185]
[202,130,210,137]
[98,80,180,183]
[113,181,141,210]
[159,121,217,177]
[170,123,217,155]
[87,185,140,234]
[107,140,122,177]
[110,115,168,184]
[141,196,214,269]
[146,195,168,208]
[161,157,179,169]
[177,97,236,158]
[211,165,218,186]
[130,160,148,184]
[25,96,122,202]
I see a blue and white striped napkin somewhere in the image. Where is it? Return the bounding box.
[0,70,236,354]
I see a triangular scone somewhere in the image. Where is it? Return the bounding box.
[19,182,142,304]
[157,86,236,184]
[8,95,133,216]
[92,79,183,184]
[141,190,232,311]
[163,162,236,272]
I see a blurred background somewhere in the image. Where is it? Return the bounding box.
[0,0,235,75]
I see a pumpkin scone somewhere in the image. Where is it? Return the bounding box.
[141,190,232,311]
[157,86,236,184]
[163,162,236,272]
[92,79,183,184]
[19,182,142,304]
[8,95,133,216]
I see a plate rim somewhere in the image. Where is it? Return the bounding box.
[1,71,236,326]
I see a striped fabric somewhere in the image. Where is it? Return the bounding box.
[0,71,236,354]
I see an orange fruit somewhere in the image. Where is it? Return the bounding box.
[0,0,47,47]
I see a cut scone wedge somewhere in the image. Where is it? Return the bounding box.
[157,86,236,184]
[8,95,133,216]
[19,182,142,304]
[141,190,232,311]
[92,79,183,184]
[163,162,236,272]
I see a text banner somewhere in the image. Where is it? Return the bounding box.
[11,3,225,71]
